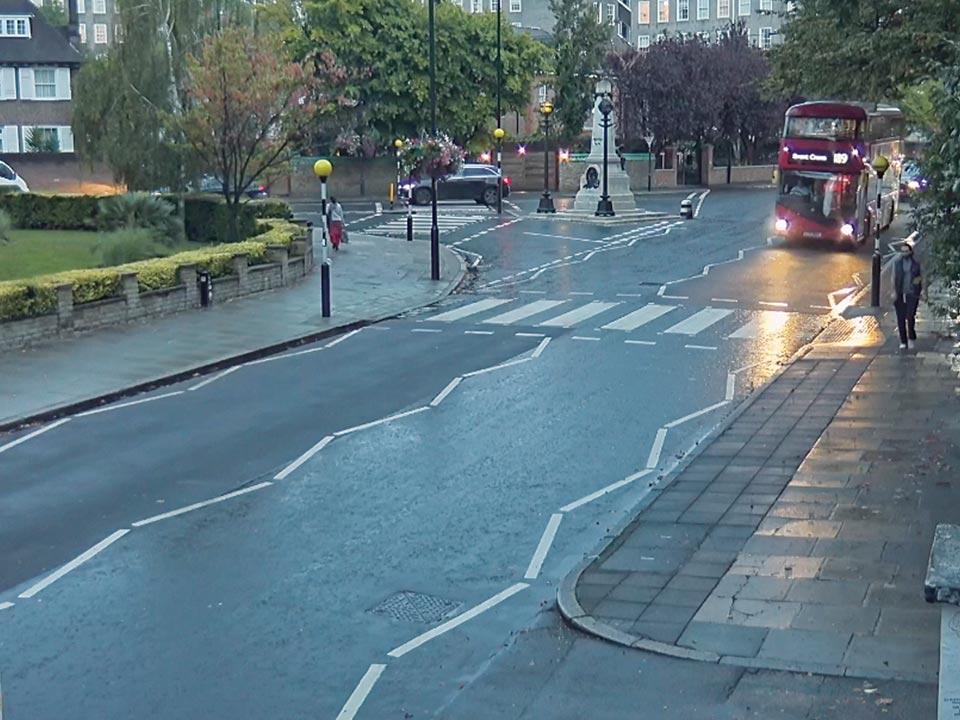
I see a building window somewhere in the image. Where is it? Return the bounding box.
[658,0,668,22]
[678,0,689,19]
[717,0,730,18]
[94,22,107,43]
[656,32,666,42]
[618,20,628,38]
[76,0,85,13]
[538,84,547,102]
[34,68,56,98]
[760,26,773,48]
[26,127,59,152]
[638,34,650,48]
[115,23,123,42]
[509,0,521,11]
[759,0,772,9]
[738,0,750,15]
[470,0,481,12]
[78,22,86,43]
[0,16,30,36]
[92,0,105,13]
[697,0,709,18]
[607,3,614,23]
[638,0,650,24]
[489,0,499,11]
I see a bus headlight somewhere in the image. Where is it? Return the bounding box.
[775,218,789,233]
[841,223,855,236]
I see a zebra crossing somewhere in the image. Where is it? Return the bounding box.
[420,297,804,345]
[364,208,494,238]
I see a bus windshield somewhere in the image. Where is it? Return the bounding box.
[779,171,858,221]
[785,116,860,141]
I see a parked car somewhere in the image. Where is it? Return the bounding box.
[899,160,927,200]
[401,164,510,206]
[198,175,270,199]
[0,161,29,192]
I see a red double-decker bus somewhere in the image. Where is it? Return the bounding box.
[773,101,904,247]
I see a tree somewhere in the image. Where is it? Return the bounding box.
[548,0,611,141]
[38,0,67,27]
[174,26,346,240]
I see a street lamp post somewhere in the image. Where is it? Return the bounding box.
[536,100,556,214]
[871,155,890,307]
[393,138,403,211]
[313,159,333,318]
[494,127,505,215]
[596,92,615,217]
[644,132,655,192]
[428,0,440,281]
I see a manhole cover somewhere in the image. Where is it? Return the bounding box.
[370,591,463,623]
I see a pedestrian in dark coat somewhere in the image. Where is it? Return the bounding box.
[893,238,923,349]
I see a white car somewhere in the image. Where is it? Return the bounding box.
[0,161,29,192]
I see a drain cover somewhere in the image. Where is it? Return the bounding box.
[370,591,463,623]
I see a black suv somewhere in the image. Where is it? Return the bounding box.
[403,164,511,206]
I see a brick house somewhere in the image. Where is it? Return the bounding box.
[0,0,81,155]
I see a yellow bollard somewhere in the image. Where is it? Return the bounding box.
[389,182,395,206]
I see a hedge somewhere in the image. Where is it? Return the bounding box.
[0,220,307,322]
[0,194,100,230]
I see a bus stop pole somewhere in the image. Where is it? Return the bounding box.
[871,158,889,307]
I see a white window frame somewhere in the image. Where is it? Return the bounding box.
[92,0,105,13]
[760,26,773,49]
[93,22,107,43]
[759,0,772,9]
[618,19,627,37]
[697,0,709,18]
[78,22,86,43]
[717,0,730,18]
[738,0,750,15]
[509,0,521,11]
[470,0,482,12]
[489,0,499,11]
[657,0,668,22]
[638,0,650,24]
[76,0,85,13]
[678,0,689,20]
[33,68,56,98]
[0,16,30,36]
[607,2,615,24]
[538,84,547,102]
[26,126,60,152]
[638,34,650,48]
[114,23,122,42]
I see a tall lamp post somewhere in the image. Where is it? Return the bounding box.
[393,138,403,210]
[494,127,505,214]
[428,0,440,280]
[870,154,890,307]
[313,159,333,318]
[644,131,655,192]
[536,100,556,214]
[595,83,615,217]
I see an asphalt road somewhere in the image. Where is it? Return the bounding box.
[0,187,926,719]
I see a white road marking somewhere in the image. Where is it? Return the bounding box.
[387,583,529,658]
[531,337,551,358]
[661,295,689,300]
[694,189,710,217]
[484,299,567,325]
[569,291,595,296]
[711,298,738,304]
[75,391,183,417]
[0,602,13,610]
[583,251,598,261]
[187,366,240,392]
[336,664,387,720]
[663,308,732,335]
[334,407,430,437]
[728,311,789,340]
[464,330,495,335]
[560,469,653,512]
[616,293,645,298]
[248,329,365,365]
[132,482,272,527]
[665,401,729,429]
[810,304,832,311]
[274,436,335,480]
[686,344,718,351]
[18,529,130,599]
[758,301,789,308]
[539,301,619,328]
[462,357,532,377]
[646,428,668,469]
[430,377,463,407]
[516,332,546,338]
[0,418,70,455]
[412,328,443,333]
[519,290,546,295]
[324,328,363,348]
[940,605,960,720]
[726,373,736,401]
[429,298,514,322]
[625,340,657,346]
[601,303,675,332]
[523,231,605,244]
[524,514,563,580]
[571,336,601,341]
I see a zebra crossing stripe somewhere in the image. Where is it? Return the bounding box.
[601,304,676,331]
[663,308,733,335]
[539,302,620,328]
[483,299,568,325]
[428,298,514,322]
[728,311,788,339]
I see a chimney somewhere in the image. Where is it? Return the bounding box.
[65,0,80,47]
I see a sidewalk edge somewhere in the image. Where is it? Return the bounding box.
[0,245,466,434]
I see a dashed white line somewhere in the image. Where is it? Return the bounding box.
[569,291,595,296]
[810,305,832,311]
[531,337,552,358]
[18,529,130,599]
[274,435,335,480]
[519,290,547,295]
[430,377,463,407]
[131,483,273,527]
[411,328,443,333]
[694,189,710,217]
[336,664,387,720]
[646,428,668,469]
[387,583,529,658]
[75,391,183,417]
[560,469,653,512]
[726,373,736,401]
[571,336,601,342]
[524,514,563,579]
[664,401,729,429]
[686,344,718,351]
[0,418,71,455]
[187,366,240,392]
[616,293,645,298]
[711,298,738,304]
[625,340,657,346]
[334,407,430,437]
[516,332,546,338]
[758,301,789,308]
[464,330,495,335]
[0,601,14,610]
[661,295,689,300]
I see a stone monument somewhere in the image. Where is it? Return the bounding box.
[573,84,636,213]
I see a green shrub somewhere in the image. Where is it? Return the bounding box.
[249,199,292,220]
[0,209,12,243]
[0,281,58,321]
[173,195,258,244]
[98,193,184,245]
[0,193,101,230]
[251,219,306,246]
[97,229,165,266]
[43,268,122,305]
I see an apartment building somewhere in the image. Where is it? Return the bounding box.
[634,0,787,50]
[31,0,119,52]
[452,0,632,47]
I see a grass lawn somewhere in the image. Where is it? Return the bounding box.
[0,230,201,282]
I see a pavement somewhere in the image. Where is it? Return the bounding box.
[0,233,464,429]
[559,299,960,685]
